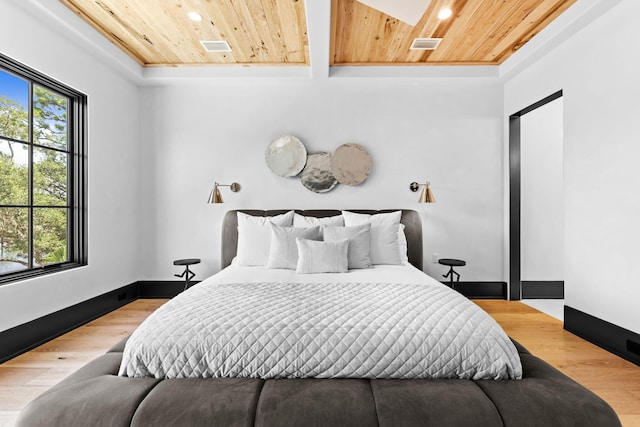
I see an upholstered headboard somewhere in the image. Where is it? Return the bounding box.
[221,210,423,270]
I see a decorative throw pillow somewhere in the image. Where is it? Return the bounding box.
[342,211,407,265]
[296,238,349,274]
[266,225,322,269]
[293,213,344,227]
[323,223,371,269]
[367,223,403,265]
[235,211,294,266]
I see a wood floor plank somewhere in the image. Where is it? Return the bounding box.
[621,416,640,427]
[0,298,638,426]
[0,386,49,411]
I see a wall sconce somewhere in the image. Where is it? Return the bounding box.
[410,181,435,203]
[207,182,240,204]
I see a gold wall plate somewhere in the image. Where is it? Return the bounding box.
[331,143,372,186]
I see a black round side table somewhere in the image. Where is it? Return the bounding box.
[173,258,200,291]
[438,258,466,290]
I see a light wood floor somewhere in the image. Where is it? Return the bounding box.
[1,299,639,427]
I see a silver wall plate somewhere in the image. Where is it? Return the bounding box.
[300,152,338,193]
[330,143,372,186]
[265,135,307,177]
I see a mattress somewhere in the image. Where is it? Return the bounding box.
[119,265,522,380]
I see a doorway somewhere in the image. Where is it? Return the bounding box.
[509,91,564,301]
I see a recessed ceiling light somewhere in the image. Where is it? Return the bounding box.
[188,11,202,22]
[437,8,452,20]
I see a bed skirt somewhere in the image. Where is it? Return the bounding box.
[17,338,620,427]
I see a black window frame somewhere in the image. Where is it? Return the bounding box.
[0,53,87,285]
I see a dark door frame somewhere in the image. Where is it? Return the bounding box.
[508,90,563,300]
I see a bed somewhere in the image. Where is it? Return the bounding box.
[17,209,620,426]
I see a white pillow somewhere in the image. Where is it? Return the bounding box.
[342,210,402,227]
[266,225,322,269]
[293,213,344,227]
[323,223,371,269]
[368,224,403,265]
[296,238,349,274]
[235,211,294,266]
[342,211,408,264]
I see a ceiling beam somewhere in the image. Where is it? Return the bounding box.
[305,0,332,79]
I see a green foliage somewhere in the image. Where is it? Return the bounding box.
[0,149,28,204]
[0,96,28,143]
[47,245,67,264]
[0,206,28,264]
[33,86,67,150]
[33,208,67,264]
[0,88,69,267]
[34,148,67,205]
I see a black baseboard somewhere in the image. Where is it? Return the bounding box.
[441,281,507,299]
[564,305,640,367]
[0,283,138,364]
[522,281,564,299]
[138,280,200,298]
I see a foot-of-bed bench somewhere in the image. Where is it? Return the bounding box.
[17,337,620,427]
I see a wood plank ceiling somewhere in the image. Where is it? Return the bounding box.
[60,0,310,67]
[332,0,576,65]
[59,0,576,68]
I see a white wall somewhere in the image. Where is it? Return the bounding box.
[138,78,505,283]
[504,0,640,333]
[0,1,141,331]
[520,98,564,280]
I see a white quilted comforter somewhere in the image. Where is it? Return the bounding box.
[119,265,522,380]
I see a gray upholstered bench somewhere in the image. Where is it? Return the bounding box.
[17,337,620,427]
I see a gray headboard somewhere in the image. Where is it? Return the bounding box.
[222,210,423,270]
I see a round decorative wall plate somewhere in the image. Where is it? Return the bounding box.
[330,143,372,186]
[300,152,338,193]
[265,135,307,177]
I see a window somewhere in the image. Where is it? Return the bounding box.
[0,54,86,284]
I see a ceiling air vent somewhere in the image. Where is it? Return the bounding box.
[410,38,442,50]
[200,40,232,52]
